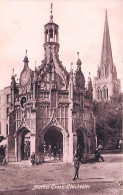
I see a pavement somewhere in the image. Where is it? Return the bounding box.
[0,153,123,195]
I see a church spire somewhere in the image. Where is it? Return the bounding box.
[100,10,113,74]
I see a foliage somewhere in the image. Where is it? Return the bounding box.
[93,93,122,149]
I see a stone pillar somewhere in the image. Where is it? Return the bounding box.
[87,136,91,160]
[63,134,68,162]
[68,132,73,163]
[15,136,17,161]
[30,111,36,155]
[53,26,55,42]
[44,30,47,43]
[73,133,77,154]
[30,134,36,154]
[48,28,50,42]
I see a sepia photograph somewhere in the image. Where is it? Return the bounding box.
[0,0,122,194]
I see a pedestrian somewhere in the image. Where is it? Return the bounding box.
[31,152,35,165]
[73,153,80,180]
[58,148,61,160]
[53,146,57,161]
[48,145,52,160]
[95,148,104,162]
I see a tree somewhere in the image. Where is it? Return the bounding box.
[93,93,122,149]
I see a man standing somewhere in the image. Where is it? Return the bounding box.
[73,153,80,180]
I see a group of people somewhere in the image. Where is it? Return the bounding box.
[0,145,6,164]
[73,144,104,180]
[30,145,62,165]
[48,145,62,161]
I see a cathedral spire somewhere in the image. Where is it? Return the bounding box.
[100,10,113,74]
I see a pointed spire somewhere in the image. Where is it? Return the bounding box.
[76,52,82,70]
[70,62,73,72]
[100,10,113,73]
[77,52,79,59]
[70,62,73,78]
[88,72,92,83]
[12,68,14,77]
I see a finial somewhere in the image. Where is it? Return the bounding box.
[88,72,92,81]
[51,2,53,15]
[35,61,37,68]
[23,50,29,64]
[77,52,79,59]
[12,68,17,78]
[70,62,73,73]
[12,68,14,76]
[71,62,73,70]
[50,3,53,22]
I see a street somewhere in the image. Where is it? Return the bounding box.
[0,154,122,195]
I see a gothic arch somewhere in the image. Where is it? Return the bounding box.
[75,126,90,158]
[15,126,31,161]
[97,87,102,100]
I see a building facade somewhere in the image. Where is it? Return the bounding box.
[93,11,121,101]
[0,86,11,138]
[7,10,95,162]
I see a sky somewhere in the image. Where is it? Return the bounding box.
[0,0,123,90]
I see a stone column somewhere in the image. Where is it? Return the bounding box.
[30,111,36,155]
[73,133,77,154]
[30,134,36,154]
[68,132,73,163]
[15,136,17,161]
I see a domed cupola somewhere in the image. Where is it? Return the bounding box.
[43,3,60,63]
[74,53,85,89]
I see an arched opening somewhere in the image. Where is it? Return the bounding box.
[103,87,106,99]
[76,129,88,163]
[77,129,84,149]
[17,128,31,161]
[49,28,53,42]
[44,127,63,161]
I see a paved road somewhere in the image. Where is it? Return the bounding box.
[0,154,122,195]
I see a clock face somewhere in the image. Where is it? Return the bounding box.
[21,71,30,86]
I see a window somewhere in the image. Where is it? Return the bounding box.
[106,89,108,99]
[6,107,10,118]
[49,28,53,38]
[103,87,106,99]
[6,124,8,135]
[7,94,11,103]
[97,88,100,100]
[0,123,1,134]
